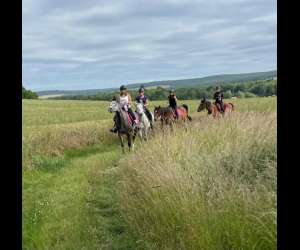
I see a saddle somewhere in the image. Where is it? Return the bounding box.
[120,109,139,127]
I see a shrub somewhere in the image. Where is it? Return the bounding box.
[244,92,257,98]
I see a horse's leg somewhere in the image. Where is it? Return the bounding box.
[139,129,143,141]
[132,131,136,150]
[127,133,132,151]
[213,108,217,119]
[137,127,143,141]
[169,119,174,133]
[119,133,125,153]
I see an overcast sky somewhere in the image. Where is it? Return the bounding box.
[22,0,276,91]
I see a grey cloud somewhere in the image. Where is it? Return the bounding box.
[22,0,276,91]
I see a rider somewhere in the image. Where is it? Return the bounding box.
[110,86,138,133]
[119,85,138,124]
[168,89,178,119]
[135,86,153,128]
[213,86,224,113]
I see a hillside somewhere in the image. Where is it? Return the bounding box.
[37,70,276,97]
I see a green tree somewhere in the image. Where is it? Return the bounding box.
[223,90,233,99]
[22,86,38,99]
[244,92,257,98]
[236,91,245,98]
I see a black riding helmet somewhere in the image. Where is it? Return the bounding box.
[138,87,145,93]
[120,85,127,91]
[170,89,175,95]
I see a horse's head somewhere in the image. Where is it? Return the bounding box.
[108,100,119,113]
[197,98,207,112]
[153,106,161,121]
[135,102,144,115]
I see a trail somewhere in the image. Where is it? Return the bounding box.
[22,143,137,250]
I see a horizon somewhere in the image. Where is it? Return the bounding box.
[23,0,276,91]
[27,69,277,92]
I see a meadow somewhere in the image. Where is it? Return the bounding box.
[22,97,277,249]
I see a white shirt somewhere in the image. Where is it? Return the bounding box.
[119,95,130,108]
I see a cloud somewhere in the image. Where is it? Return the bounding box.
[22,0,276,91]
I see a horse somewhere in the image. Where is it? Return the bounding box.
[153,104,192,129]
[135,102,153,141]
[197,98,234,118]
[108,100,139,152]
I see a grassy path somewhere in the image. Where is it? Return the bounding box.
[23,144,137,250]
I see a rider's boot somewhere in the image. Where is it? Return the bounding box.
[150,122,153,129]
[221,103,225,113]
[110,127,118,133]
[110,121,118,133]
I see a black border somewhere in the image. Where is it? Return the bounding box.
[277,0,299,249]
[2,0,22,248]
[2,0,296,249]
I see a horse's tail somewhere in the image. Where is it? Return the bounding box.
[182,104,189,112]
[229,103,234,111]
[182,104,192,121]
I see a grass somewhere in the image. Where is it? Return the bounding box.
[118,111,276,249]
[23,144,137,250]
[23,97,276,249]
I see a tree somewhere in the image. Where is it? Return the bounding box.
[22,86,38,99]
[244,92,256,98]
[223,90,233,99]
[236,91,245,98]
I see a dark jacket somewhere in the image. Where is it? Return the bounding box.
[136,95,148,105]
[168,95,177,107]
[213,91,223,102]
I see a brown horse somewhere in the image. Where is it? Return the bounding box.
[154,104,192,129]
[197,98,234,118]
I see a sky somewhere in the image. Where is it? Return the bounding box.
[22,0,276,91]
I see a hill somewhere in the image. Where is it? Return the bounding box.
[37,70,276,97]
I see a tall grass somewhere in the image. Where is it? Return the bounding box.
[118,111,277,249]
[22,98,276,168]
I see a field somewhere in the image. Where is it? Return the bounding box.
[22,97,277,249]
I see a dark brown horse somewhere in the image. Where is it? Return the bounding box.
[197,98,234,118]
[154,105,192,129]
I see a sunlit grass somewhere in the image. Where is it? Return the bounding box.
[22,97,276,249]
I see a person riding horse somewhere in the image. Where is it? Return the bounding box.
[168,89,179,119]
[135,86,153,129]
[110,85,138,133]
[213,86,224,113]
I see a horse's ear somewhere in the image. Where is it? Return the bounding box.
[158,105,161,108]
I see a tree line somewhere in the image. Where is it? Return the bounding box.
[50,79,277,101]
[22,86,38,99]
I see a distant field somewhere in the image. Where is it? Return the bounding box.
[22,97,277,249]
[38,94,64,99]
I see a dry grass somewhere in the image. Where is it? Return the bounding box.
[118,111,277,249]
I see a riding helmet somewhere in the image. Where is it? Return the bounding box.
[120,85,127,91]
[138,87,145,93]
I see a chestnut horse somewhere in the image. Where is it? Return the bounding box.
[154,104,192,129]
[197,98,234,118]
